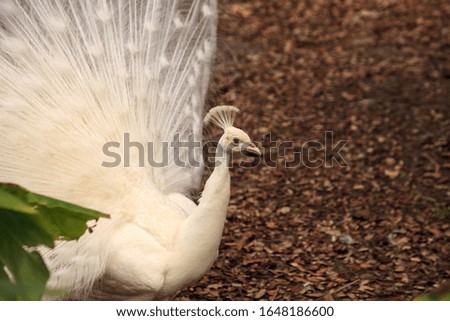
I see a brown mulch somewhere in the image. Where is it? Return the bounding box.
[177,0,450,300]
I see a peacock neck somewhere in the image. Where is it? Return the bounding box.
[214,141,230,168]
[169,144,231,286]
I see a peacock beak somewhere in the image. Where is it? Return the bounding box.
[244,142,262,156]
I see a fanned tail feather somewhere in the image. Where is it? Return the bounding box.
[0,0,216,196]
[0,0,217,295]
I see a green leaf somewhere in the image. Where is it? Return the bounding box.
[0,210,54,248]
[0,185,38,215]
[0,232,49,300]
[0,184,108,241]
[0,183,109,300]
[0,265,9,281]
[0,280,48,301]
[415,291,450,301]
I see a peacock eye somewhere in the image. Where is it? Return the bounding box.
[232,138,240,145]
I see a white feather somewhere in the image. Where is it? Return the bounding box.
[204,105,240,129]
[0,0,218,299]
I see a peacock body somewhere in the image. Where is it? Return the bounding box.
[0,0,259,300]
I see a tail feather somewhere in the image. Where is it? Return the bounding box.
[0,0,217,296]
[0,0,217,200]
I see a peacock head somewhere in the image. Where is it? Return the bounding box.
[204,106,261,156]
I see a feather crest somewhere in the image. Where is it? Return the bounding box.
[204,105,240,129]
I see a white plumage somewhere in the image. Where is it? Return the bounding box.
[0,0,260,300]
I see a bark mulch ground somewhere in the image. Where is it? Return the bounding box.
[178,0,450,300]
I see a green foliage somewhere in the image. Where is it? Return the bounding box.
[0,183,108,300]
[415,286,450,301]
